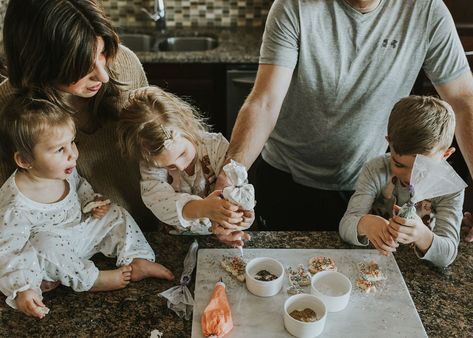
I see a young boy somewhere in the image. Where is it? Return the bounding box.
[339,96,464,268]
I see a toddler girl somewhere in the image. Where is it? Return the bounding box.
[117,86,254,235]
[0,95,174,319]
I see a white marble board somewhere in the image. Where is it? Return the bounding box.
[191,248,427,338]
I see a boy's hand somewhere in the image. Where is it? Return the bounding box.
[388,214,433,253]
[91,195,111,219]
[202,190,244,228]
[358,214,398,256]
[16,289,48,319]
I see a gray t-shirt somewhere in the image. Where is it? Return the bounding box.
[260,0,470,190]
[339,154,464,268]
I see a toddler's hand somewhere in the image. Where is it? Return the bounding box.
[202,190,244,228]
[91,195,111,219]
[16,289,48,319]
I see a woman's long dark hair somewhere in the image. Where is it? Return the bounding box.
[3,0,123,128]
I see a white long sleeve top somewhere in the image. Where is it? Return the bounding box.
[140,132,229,234]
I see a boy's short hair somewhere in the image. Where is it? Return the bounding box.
[387,95,455,155]
[0,94,75,166]
[117,86,209,165]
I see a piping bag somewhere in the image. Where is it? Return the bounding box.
[201,279,233,338]
[397,154,467,219]
[159,240,199,320]
[222,160,256,256]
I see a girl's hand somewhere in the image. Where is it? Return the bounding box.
[202,190,244,228]
[91,195,111,219]
[359,214,398,256]
[16,289,48,319]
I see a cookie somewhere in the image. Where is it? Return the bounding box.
[308,256,337,274]
[221,255,246,282]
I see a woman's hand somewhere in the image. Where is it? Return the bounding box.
[16,289,48,319]
[358,214,398,256]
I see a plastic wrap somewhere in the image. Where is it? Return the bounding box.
[159,240,199,320]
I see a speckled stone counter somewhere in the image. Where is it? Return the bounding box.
[0,230,472,337]
[121,27,263,64]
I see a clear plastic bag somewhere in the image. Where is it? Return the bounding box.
[398,154,467,219]
[159,240,199,320]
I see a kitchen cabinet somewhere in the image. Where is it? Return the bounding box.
[143,63,257,138]
[143,63,228,134]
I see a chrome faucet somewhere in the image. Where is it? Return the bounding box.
[141,0,166,34]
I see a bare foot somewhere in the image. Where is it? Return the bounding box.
[40,280,60,293]
[90,265,132,292]
[130,259,174,282]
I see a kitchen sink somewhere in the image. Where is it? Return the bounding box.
[119,33,218,52]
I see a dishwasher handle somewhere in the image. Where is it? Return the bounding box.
[231,76,256,88]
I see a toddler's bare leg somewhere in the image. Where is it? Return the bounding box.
[40,280,60,293]
[130,258,174,282]
[90,265,132,291]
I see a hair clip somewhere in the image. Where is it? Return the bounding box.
[160,125,173,150]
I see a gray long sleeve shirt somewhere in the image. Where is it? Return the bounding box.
[339,154,464,268]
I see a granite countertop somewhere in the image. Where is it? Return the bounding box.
[0,230,471,337]
[121,27,263,64]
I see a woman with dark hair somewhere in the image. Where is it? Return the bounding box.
[0,1,178,298]
[0,0,149,221]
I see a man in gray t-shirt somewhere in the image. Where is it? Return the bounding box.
[213,0,473,236]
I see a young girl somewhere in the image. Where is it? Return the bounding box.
[117,86,254,235]
[0,95,174,319]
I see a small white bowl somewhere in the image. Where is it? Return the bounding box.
[283,294,327,338]
[311,271,352,312]
[245,257,284,297]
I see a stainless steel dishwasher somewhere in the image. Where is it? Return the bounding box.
[225,65,257,137]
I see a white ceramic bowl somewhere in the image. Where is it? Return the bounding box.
[283,294,327,338]
[310,271,352,312]
[245,257,284,297]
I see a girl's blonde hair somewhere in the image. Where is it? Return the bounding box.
[117,86,209,165]
[0,93,76,166]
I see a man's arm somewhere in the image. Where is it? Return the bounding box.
[225,64,294,169]
[435,71,473,177]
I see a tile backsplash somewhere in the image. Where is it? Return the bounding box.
[102,0,272,29]
[0,0,272,49]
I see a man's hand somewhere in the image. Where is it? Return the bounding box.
[16,289,48,319]
[461,211,473,242]
[358,214,398,256]
[214,169,232,192]
[211,223,251,247]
